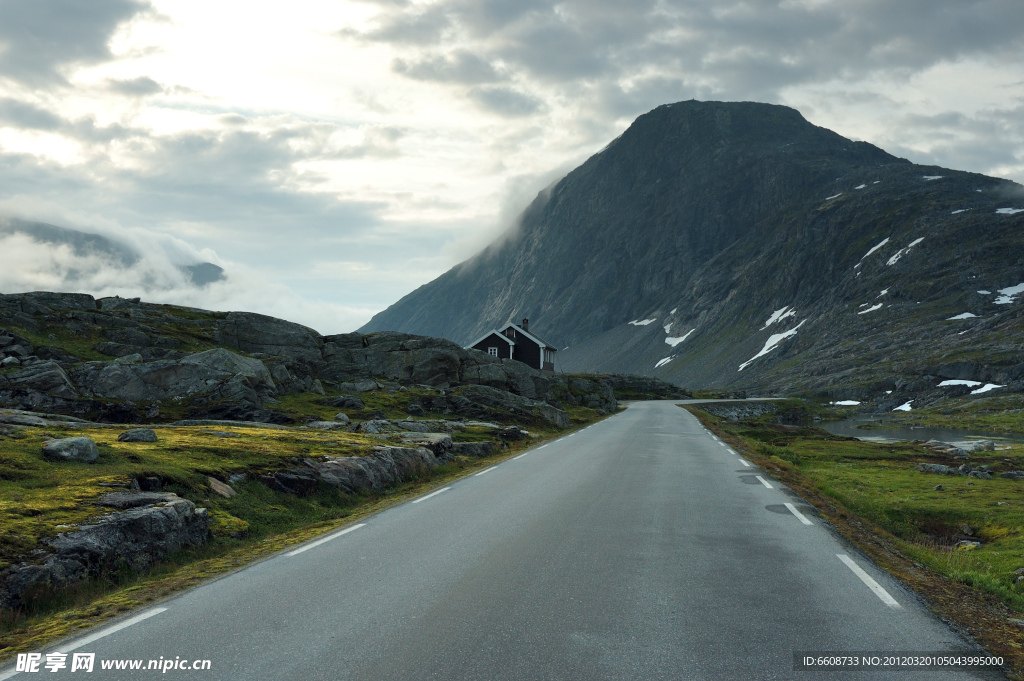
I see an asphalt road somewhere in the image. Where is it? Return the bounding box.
[1,401,1006,680]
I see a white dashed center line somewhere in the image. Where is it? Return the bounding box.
[837,554,901,609]
[756,475,773,489]
[411,487,451,504]
[288,523,367,556]
[784,502,813,525]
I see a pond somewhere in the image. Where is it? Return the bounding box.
[818,415,1024,445]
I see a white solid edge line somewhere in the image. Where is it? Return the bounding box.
[837,554,902,609]
[738,459,751,467]
[513,451,529,460]
[475,466,498,477]
[287,523,367,556]
[411,487,451,504]
[784,502,813,525]
[0,608,168,678]
[727,449,737,455]
[756,475,774,489]
[538,444,548,449]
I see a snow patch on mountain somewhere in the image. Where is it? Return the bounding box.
[666,329,695,347]
[629,318,656,326]
[886,237,924,266]
[995,283,1024,305]
[739,320,805,372]
[761,306,795,330]
[860,237,890,261]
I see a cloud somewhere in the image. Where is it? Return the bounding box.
[393,50,501,84]
[0,230,372,334]
[467,86,544,117]
[106,76,163,96]
[0,0,151,86]
[0,98,63,130]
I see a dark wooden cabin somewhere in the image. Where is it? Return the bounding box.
[467,318,556,372]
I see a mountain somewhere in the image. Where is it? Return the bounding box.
[361,100,1024,400]
[0,218,225,286]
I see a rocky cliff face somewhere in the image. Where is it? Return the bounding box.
[359,100,1024,403]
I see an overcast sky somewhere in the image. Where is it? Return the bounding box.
[0,0,1022,333]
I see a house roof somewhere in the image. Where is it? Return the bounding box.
[466,329,516,349]
[500,323,557,351]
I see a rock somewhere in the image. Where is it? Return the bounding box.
[1000,471,1024,479]
[42,437,99,463]
[959,523,974,536]
[307,421,347,430]
[915,463,952,475]
[0,356,19,367]
[333,412,350,423]
[0,412,47,426]
[99,491,180,508]
[397,433,453,461]
[956,540,981,550]
[406,403,427,417]
[301,445,438,494]
[354,419,400,434]
[497,426,529,441]
[261,468,319,495]
[207,477,236,498]
[933,484,944,491]
[4,344,29,358]
[327,395,364,410]
[968,470,992,479]
[111,353,144,365]
[338,380,380,393]
[450,441,497,458]
[1,492,207,608]
[117,428,158,443]
[6,361,78,398]
[136,476,162,491]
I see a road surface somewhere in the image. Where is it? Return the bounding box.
[1,401,1005,680]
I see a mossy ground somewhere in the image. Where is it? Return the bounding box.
[688,405,1024,678]
[0,399,609,663]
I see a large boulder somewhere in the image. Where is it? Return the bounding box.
[0,493,208,608]
[5,361,78,398]
[117,428,158,443]
[42,437,99,463]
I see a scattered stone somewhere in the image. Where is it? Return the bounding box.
[916,463,951,475]
[1000,471,1024,479]
[327,395,364,410]
[117,428,158,443]
[496,426,529,441]
[956,540,981,550]
[333,412,350,423]
[958,523,974,536]
[306,421,347,430]
[354,419,399,434]
[933,484,944,491]
[207,477,237,498]
[111,353,144,365]
[227,473,247,485]
[42,437,99,463]
[398,433,453,461]
[1009,618,1024,627]
[338,380,380,393]
[0,356,19,367]
[406,403,427,417]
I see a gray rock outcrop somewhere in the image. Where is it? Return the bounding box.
[1,492,208,608]
[117,428,158,443]
[42,437,99,463]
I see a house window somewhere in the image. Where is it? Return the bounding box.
[488,347,498,357]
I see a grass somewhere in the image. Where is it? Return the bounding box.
[687,405,1024,677]
[0,400,610,663]
[886,393,1024,435]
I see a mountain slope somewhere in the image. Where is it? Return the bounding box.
[361,100,1024,398]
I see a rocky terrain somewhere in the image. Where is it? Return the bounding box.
[0,290,688,612]
[0,291,687,427]
[360,100,1024,412]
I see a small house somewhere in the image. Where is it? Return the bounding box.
[467,318,557,372]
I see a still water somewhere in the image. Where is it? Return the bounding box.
[819,415,1024,445]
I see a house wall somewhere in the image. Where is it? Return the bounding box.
[512,336,541,370]
[470,333,512,360]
